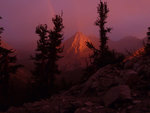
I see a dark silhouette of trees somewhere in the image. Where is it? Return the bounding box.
[31,24,49,96]
[86,1,124,70]
[47,14,64,92]
[32,13,64,96]
[144,27,150,55]
[0,17,21,96]
[95,1,111,56]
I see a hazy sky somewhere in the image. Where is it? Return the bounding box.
[0,0,150,50]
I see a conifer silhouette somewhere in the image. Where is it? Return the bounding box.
[47,14,64,92]
[0,17,21,95]
[86,1,124,70]
[31,24,49,95]
[95,0,111,55]
[32,13,64,95]
[86,1,111,68]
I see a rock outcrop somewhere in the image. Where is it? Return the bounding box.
[2,51,150,113]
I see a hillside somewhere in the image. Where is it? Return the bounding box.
[2,48,150,113]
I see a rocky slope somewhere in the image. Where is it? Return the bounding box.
[3,50,150,113]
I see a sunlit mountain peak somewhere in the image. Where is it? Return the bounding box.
[71,32,91,54]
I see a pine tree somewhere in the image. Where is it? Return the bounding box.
[95,0,111,56]
[0,17,21,95]
[47,14,64,91]
[32,14,64,95]
[86,1,124,70]
[86,1,111,67]
[31,24,49,93]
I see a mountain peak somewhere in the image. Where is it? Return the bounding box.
[74,31,84,36]
[59,32,92,71]
[73,32,86,40]
[71,32,90,54]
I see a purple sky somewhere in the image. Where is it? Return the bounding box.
[0,0,150,50]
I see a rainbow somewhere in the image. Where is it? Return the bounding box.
[47,0,55,16]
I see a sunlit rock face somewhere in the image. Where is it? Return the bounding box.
[59,32,95,71]
[69,32,91,55]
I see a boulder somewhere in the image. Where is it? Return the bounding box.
[103,85,132,107]
[120,70,140,87]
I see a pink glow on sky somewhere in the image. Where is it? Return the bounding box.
[0,0,150,50]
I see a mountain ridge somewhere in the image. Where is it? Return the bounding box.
[59,32,92,71]
[59,32,143,71]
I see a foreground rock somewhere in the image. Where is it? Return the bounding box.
[2,54,150,113]
[103,85,132,107]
